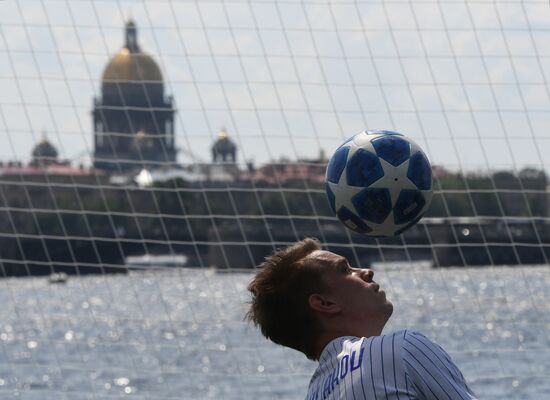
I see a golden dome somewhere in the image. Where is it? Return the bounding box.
[101,21,163,83]
[135,129,146,140]
[213,130,236,152]
[102,47,163,83]
[218,129,228,140]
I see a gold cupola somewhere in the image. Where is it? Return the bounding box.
[101,20,163,83]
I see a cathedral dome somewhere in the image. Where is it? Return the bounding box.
[32,138,58,160]
[31,137,60,167]
[101,20,163,83]
[102,48,163,83]
[212,130,237,162]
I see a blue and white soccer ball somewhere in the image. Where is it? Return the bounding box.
[325,130,433,237]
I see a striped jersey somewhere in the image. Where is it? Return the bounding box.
[306,330,477,400]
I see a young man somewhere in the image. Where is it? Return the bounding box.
[247,238,477,400]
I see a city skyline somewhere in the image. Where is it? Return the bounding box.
[0,0,549,173]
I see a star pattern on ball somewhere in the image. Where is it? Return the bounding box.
[327,169,364,215]
[368,158,418,207]
[365,214,405,237]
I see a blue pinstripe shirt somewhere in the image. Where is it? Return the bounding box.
[306,330,477,400]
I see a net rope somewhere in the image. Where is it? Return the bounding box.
[0,1,549,399]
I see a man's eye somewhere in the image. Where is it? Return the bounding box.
[338,264,349,274]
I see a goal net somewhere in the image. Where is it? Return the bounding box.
[0,1,549,399]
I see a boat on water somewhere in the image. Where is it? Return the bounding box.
[125,254,188,269]
[48,272,69,283]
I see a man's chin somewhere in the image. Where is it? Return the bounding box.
[384,301,394,320]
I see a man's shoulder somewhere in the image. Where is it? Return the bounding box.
[398,329,444,352]
[364,329,441,361]
[398,329,464,379]
[391,329,447,358]
[368,329,420,348]
[386,329,437,345]
[320,330,433,361]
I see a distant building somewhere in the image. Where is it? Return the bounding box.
[240,151,327,186]
[199,129,239,182]
[30,137,67,167]
[212,129,237,163]
[93,20,176,172]
[0,137,96,179]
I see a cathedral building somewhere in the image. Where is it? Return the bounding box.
[211,129,237,163]
[30,137,61,167]
[93,20,176,171]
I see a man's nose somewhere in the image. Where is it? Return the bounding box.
[356,268,374,281]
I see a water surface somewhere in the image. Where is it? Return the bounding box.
[0,263,549,399]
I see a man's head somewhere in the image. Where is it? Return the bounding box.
[246,238,393,360]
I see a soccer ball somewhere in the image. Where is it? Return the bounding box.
[325,130,433,237]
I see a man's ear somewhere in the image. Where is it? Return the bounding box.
[309,293,341,315]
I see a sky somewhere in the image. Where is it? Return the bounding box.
[0,0,549,173]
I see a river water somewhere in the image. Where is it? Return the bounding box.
[0,263,549,399]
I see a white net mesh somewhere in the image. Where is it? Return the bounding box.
[0,0,549,399]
